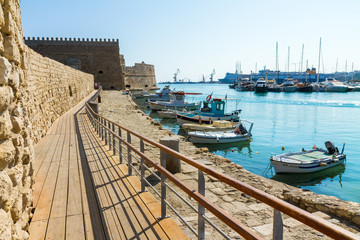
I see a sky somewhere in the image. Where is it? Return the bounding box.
[21,0,360,82]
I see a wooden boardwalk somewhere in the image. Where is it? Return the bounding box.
[29,92,188,240]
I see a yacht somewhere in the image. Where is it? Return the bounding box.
[324,78,348,92]
[282,78,296,92]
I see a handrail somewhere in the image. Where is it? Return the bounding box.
[84,89,358,240]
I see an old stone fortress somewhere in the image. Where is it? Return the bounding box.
[25,36,158,91]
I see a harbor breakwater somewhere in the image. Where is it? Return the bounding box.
[98,90,360,238]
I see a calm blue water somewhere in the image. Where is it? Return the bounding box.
[135,83,360,203]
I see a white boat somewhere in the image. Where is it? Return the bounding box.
[182,120,238,133]
[270,141,346,174]
[144,85,172,102]
[282,78,296,92]
[324,78,348,92]
[148,91,201,111]
[158,109,178,119]
[313,82,326,92]
[187,121,253,144]
[176,97,240,127]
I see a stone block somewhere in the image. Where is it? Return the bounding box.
[0,111,13,141]
[0,33,4,54]
[0,86,12,112]
[2,11,14,35]
[4,35,21,64]
[160,136,181,174]
[0,209,11,240]
[11,116,22,133]
[0,56,12,85]
[0,171,12,204]
[9,69,19,87]
[0,139,15,170]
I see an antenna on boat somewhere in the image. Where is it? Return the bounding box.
[317,37,321,83]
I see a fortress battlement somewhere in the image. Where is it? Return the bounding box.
[24,36,119,46]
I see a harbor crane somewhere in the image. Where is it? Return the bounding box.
[173,68,180,82]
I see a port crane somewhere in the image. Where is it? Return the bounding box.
[209,69,216,82]
[173,69,180,82]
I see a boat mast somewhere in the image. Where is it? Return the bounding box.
[276,41,279,71]
[287,46,290,73]
[317,37,321,83]
[300,44,304,81]
[336,58,338,73]
[345,60,347,81]
[352,62,354,81]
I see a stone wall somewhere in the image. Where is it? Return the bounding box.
[25,37,123,90]
[0,1,94,239]
[122,61,157,90]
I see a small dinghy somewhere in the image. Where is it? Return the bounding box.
[187,121,253,144]
[270,141,346,174]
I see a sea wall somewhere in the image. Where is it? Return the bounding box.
[0,1,94,239]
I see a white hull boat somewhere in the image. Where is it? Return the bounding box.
[182,120,238,133]
[324,78,348,92]
[148,91,200,111]
[187,121,253,144]
[270,141,346,174]
[158,109,177,119]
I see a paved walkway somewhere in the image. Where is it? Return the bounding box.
[29,91,187,239]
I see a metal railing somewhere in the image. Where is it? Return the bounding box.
[83,88,358,240]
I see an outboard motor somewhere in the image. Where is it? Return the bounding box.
[325,141,336,154]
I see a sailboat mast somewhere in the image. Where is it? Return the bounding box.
[352,62,354,81]
[300,44,304,80]
[336,58,338,72]
[276,41,279,71]
[317,37,321,83]
[345,60,347,81]
[287,46,290,72]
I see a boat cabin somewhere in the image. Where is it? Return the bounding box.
[199,98,225,117]
[169,91,186,104]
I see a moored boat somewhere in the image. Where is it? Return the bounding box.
[148,91,201,111]
[282,78,296,92]
[324,78,348,92]
[270,141,346,174]
[144,85,172,102]
[182,120,238,133]
[296,82,313,92]
[254,78,268,93]
[176,96,240,126]
[187,121,253,144]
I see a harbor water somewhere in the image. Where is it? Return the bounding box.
[134,83,360,203]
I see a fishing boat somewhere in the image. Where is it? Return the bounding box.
[235,78,255,91]
[148,91,201,111]
[254,78,268,93]
[182,120,238,133]
[266,79,281,92]
[282,78,296,92]
[158,109,178,118]
[270,141,346,174]
[187,120,253,144]
[296,82,313,92]
[144,85,172,102]
[176,95,240,127]
[324,78,348,92]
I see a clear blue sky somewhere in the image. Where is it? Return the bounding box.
[21,0,360,82]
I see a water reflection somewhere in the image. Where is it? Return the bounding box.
[196,141,252,155]
[271,164,346,188]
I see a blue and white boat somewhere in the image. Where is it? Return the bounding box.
[176,96,240,127]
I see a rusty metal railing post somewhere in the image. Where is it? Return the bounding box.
[127,132,132,175]
[198,170,205,240]
[140,139,145,192]
[112,123,115,155]
[119,127,122,163]
[273,209,283,240]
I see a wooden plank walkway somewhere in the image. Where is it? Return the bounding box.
[29,92,188,240]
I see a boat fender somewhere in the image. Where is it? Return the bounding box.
[320,162,327,167]
[282,146,285,151]
[312,144,317,149]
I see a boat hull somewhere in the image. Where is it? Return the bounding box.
[182,123,237,133]
[148,101,199,111]
[271,150,346,174]
[176,114,239,127]
[188,132,251,144]
[326,86,348,92]
[283,86,296,92]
